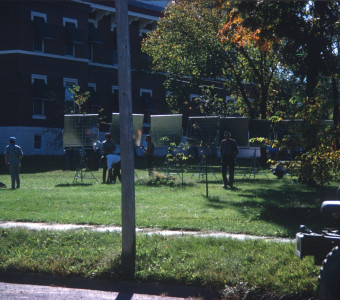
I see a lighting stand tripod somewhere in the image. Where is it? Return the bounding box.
[242,149,269,180]
[191,147,218,180]
[73,147,98,183]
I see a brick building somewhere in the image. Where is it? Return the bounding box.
[0,0,169,155]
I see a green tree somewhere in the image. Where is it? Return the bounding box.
[142,0,281,119]
[231,1,340,163]
[68,85,91,114]
[232,1,340,124]
[286,95,340,187]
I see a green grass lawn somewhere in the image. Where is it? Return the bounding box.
[0,156,337,238]
[0,229,319,298]
[0,155,338,298]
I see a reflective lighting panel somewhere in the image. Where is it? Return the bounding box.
[110,113,144,146]
[187,116,219,146]
[63,114,98,149]
[150,114,183,147]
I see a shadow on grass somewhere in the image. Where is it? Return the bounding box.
[55,183,93,187]
[206,179,337,236]
[207,196,221,202]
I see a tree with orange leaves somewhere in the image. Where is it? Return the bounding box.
[142,0,281,120]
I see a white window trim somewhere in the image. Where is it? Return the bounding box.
[31,11,47,22]
[112,85,119,93]
[88,83,96,91]
[65,43,75,57]
[140,88,152,97]
[190,93,200,102]
[63,78,78,103]
[63,17,78,27]
[32,74,47,120]
[63,78,78,87]
[33,38,45,53]
[139,28,151,37]
[31,13,47,53]
[63,18,78,57]
[32,114,46,120]
[88,19,98,28]
[33,134,43,152]
[32,100,46,119]
[31,74,47,84]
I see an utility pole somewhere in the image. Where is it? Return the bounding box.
[116,0,136,278]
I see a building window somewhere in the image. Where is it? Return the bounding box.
[33,36,44,52]
[32,74,49,120]
[190,94,200,102]
[87,83,100,113]
[33,99,44,116]
[140,89,156,124]
[63,78,78,113]
[63,18,82,57]
[140,89,152,98]
[88,21,102,62]
[65,43,75,56]
[34,135,42,149]
[88,83,96,92]
[31,12,52,53]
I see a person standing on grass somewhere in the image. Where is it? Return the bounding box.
[106,154,121,184]
[4,137,23,190]
[101,133,116,183]
[220,131,238,189]
[141,135,154,176]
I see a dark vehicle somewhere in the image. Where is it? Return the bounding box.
[296,186,340,300]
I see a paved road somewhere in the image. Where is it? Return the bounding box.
[0,282,188,300]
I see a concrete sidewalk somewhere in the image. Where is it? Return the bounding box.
[0,221,294,243]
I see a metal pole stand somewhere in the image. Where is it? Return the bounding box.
[73,147,98,183]
[242,149,269,180]
[191,147,218,180]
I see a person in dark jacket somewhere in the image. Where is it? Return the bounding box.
[220,131,238,189]
[141,135,154,176]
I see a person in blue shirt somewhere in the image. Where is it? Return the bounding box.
[5,137,24,190]
[106,154,121,184]
[101,133,116,183]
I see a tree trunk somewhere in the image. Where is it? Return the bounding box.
[332,75,339,126]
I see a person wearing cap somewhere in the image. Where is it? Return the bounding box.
[101,133,116,183]
[220,131,238,189]
[4,137,24,189]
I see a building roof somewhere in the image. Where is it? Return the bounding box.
[128,1,167,13]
